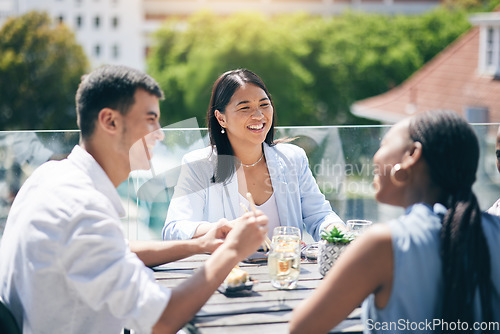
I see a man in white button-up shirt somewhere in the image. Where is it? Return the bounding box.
[0,65,268,334]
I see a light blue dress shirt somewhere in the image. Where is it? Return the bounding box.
[163,143,343,241]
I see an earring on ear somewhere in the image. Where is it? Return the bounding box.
[390,163,410,186]
[221,128,225,134]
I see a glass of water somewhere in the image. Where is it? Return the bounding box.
[268,226,301,289]
[346,219,373,237]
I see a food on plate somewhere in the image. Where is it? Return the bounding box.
[224,266,249,287]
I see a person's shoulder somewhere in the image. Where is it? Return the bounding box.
[179,146,217,179]
[182,146,214,163]
[271,142,307,158]
[481,213,500,248]
[402,203,442,222]
[13,159,104,221]
[482,211,500,227]
[55,164,100,197]
[30,158,90,187]
[357,223,392,248]
[387,203,443,246]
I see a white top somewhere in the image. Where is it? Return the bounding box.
[163,143,344,241]
[0,145,170,334]
[240,192,281,238]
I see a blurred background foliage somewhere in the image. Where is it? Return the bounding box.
[148,6,474,127]
[1,1,499,130]
[0,11,88,130]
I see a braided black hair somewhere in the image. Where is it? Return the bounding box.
[408,110,492,330]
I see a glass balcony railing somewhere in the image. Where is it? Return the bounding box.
[1,124,499,241]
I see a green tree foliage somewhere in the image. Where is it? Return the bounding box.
[444,0,500,11]
[0,11,88,130]
[148,7,471,126]
[148,11,315,127]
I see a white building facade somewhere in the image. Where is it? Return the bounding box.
[144,0,440,18]
[1,0,145,70]
[1,0,440,71]
[0,0,15,25]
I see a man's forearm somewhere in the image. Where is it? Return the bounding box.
[151,210,267,333]
[129,240,204,267]
[153,244,241,333]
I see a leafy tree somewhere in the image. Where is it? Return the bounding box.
[148,7,473,127]
[0,11,88,130]
[294,9,470,124]
[149,11,315,127]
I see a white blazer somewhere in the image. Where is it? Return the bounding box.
[162,142,343,241]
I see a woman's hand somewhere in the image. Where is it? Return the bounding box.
[198,219,234,253]
[223,210,268,259]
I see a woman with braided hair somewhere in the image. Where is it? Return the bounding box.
[290,110,500,333]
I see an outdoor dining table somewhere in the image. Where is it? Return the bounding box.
[153,253,364,334]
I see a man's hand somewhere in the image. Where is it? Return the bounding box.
[153,210,269,333]
[223,210,268,259]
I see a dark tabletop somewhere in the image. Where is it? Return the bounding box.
[154,254,363,334]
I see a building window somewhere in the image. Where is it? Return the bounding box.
[94,16,100,28]
[112,16,119,29]
[57,15,64,24]
[471,14,500,76]
[94,44,101,58]
[487,27,494,66]
[498,29,500,68]
[112,44,120,59]
[481,26,500,75]
[76,15,83,28]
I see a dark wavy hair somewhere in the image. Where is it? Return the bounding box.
[206,69,276,183]
[408,110,492,329]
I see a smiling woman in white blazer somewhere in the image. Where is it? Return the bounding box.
[162,69,343,241]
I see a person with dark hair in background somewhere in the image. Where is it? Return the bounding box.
[290,110,500,333]
[488,125,500,216]
[163,68,344,242]
[0,65,268,333]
